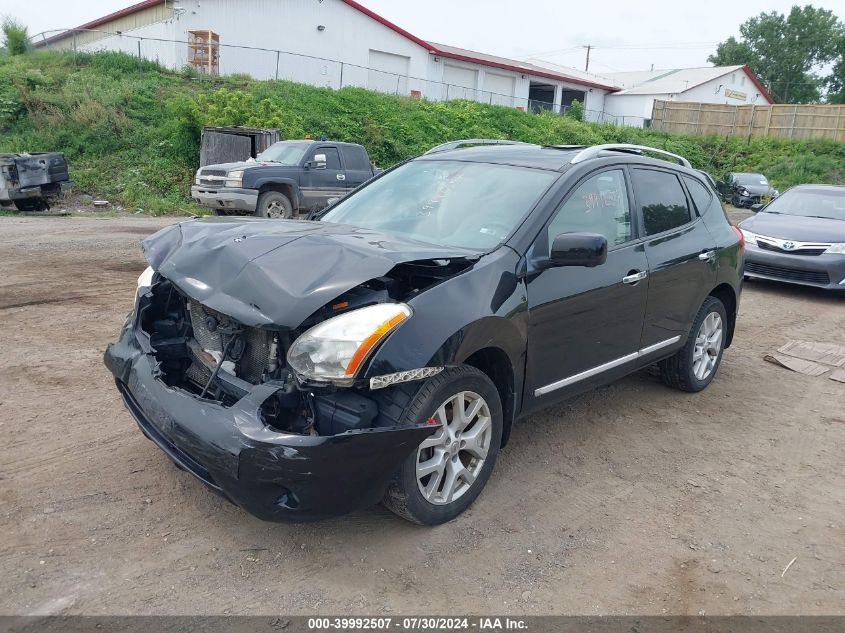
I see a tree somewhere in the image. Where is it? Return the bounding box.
[708,5,842,103]
[826,33,845,104]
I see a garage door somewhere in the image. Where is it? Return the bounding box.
[443,64,478,100]
[368,50,410,94]
[483,72,515,106]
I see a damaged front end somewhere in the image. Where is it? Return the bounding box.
[104,219,476,521]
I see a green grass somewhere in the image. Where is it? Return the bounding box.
[1,50,843,214]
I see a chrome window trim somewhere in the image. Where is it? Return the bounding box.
[534,335,681,396]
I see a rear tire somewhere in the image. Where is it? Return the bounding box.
[256,191,293,219]
[660,296,727,393]
[376,366,503,525]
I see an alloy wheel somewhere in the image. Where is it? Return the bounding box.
[693,312,723,381]
[416,391,492,505]
[266,201,284,218]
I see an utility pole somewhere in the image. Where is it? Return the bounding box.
[584,45,591,72]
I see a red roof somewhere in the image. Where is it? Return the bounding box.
[43,0,619,91]
[741,64,774,104]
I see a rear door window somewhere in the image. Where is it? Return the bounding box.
[683,176,713,216]
[631,169,692,236]
[340,146,370,171]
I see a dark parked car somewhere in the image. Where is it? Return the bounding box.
[191,140,378,218]
[105,141,743,525]
[739,184,845,292]
[717,172,779,208]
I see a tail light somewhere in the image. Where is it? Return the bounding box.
[731,225,745,249]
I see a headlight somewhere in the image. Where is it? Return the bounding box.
[194,170,202,185]
[287,303,412,385]
[137,266,154,291]
[225,170,244,187]
[740,188,750,196]
[825,243,845,254]
[739,229,757,246]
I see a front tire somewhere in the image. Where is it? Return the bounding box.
[256,191,293,219]
[379,366,503,525]
[659,296,727,392]
[14,198,45,211]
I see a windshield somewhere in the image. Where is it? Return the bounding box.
[256,141,311,165]
[734,173,769,187]
[763,187,845,221]
[320,160,558,250]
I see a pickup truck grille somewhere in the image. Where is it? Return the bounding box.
[200,169,227,177]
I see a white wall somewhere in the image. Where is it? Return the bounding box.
[682,73,766,105]
[78,20,180,69]
[71,0,609,112]
[603,94,661,126]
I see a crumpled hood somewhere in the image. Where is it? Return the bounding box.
[143,217,477,329]
[740,212,845,243]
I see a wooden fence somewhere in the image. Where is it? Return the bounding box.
[651,100,845,142]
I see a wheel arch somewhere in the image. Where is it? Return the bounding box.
[708,283,737,348]
[256,179,299,211]
[462,346,517,448]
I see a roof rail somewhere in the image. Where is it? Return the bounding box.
[424,139,536,155]
[570,144,692,168]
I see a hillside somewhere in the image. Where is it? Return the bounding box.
[1,51,843,214]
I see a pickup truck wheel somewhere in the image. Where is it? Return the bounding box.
[377,366,503,525]
[256,191,293,219]
[659,296,727,393]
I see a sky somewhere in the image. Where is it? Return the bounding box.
[1,0,842,75]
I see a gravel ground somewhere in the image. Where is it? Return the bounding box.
[0,213,843,616]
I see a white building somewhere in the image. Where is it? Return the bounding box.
[40,0,617,119]
[593,65,775,127]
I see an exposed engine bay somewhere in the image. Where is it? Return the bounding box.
[139,257,473,437]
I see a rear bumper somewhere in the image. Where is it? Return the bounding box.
[104,321,434,522]
[7,182,71,200]
[191,186,258,213]
[744,245,845,292]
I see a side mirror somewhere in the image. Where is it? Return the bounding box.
[307,153,327,170]
[750,203,764,212]
[549,232,607,268]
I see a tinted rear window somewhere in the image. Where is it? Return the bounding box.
[632,169,692,235]
[340,145,370,171]
[684,176,713,216]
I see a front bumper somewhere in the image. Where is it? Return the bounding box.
[744,245,845,292]
[104,320,434,522]
[191,186,258,213]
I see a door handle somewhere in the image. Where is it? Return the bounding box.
[622,271,647,285]
[336,174,346,181]
[698,250,716,261]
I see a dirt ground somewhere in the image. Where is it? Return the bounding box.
[0,213,843,617]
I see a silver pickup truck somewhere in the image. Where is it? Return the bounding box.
[0,153,71,211]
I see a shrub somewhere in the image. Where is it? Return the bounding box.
[0,50,842,214]
[566,99,584,122]
[1,17,28,56]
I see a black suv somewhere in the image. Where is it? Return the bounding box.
[105,141,744,525]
